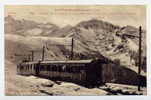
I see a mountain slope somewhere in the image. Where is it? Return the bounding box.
[5,16,146,72]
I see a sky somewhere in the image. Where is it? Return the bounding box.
[5,5,146,29]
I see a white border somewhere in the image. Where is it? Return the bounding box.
[0,0,151,99]
[0,0,4,97]
[0,0,149,5]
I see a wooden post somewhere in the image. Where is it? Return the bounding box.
[138,26,142,91]
[71,38,74,60]
[42,46,45,61]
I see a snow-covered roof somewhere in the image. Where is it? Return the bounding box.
[40,59,93,64]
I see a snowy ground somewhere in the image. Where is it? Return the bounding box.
[5,60,147,96]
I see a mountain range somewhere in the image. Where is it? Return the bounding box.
[5,15,146,72]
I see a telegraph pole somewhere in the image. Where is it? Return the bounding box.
[138,26,142,91]
[42,46,45,61]
[71,38,74,60]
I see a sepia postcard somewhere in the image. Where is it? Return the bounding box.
[4,5,147,96]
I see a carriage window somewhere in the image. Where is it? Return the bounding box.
[43,65,46,71]
[56,65,58,71]
[58,65,61,72]
[69,67,72,73]
[41,66,44,71]
[26,65,28,71]
[30,65,31,70]
[26,65,28,70]
[30,64,32,70]
[31,65,33,70]
[29,64,30,70]
[39,66,41,70]
[78,66,81,72]
[76,67,79,72]
[80,66,84,70]
[40,66,43,71]
[66,66,69,72]
[45,66,47,70]
[28,64,30,70]
[42,65,45,71]
[68,66,71,73]
[75,67,78,73]
[49,65,52,71]
[54,65,57,71]
[50,65,51,71]
[72,67,75,73]
[70,66,72,73]
[20,65,22,70]
[55,65,57,71]
[29,65,31,70]
[26,65,27,70]
[28,65,30,70]
[73,67,75,73]
[32,64,34,70]
[52,65,54,71]
[47,65,50,71]
[54,65,56,71]
[57,65,59,71]
[42,66,44,71]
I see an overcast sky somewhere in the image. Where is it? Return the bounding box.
[5,5,146,29]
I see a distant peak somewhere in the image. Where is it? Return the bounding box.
[88,18,101,22]
[62,24,73,28]
[76,18,120,31]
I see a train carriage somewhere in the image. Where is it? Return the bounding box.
[38,60,94,85]
[17,59,104,87]
[17,61,38,76]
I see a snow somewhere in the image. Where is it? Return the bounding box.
[127,38,138,52]
[5,34,72,48]
[25,28,42,36]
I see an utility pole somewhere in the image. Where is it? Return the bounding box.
[42,46,45,61]
[138,26,142,91]
[71,38,74,60]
